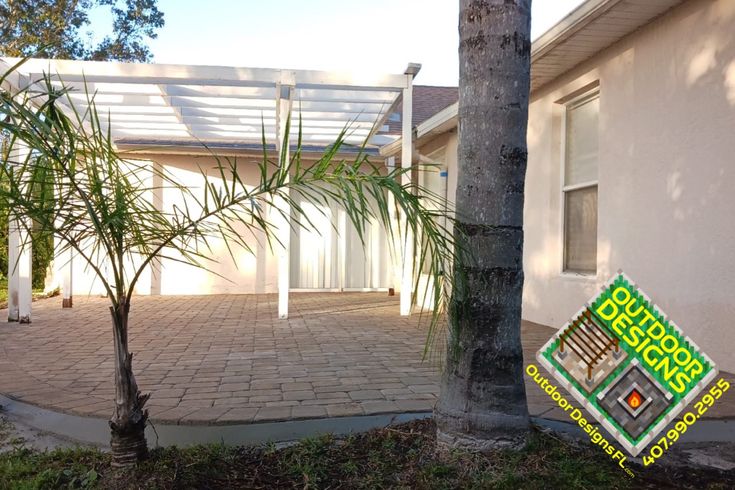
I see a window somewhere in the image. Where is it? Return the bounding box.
[563,92,599,274]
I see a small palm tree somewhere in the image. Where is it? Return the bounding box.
[0,60,458,467]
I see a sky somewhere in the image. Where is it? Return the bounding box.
[98,0,586,86]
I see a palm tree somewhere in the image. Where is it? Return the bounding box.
[435,0,532,450]
[0,60,458,467]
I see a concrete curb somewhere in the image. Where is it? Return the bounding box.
[0,394,432,448]
[2,394,733,450]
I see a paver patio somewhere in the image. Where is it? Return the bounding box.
[0,293,732,426]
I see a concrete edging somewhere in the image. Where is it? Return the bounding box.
[0,394,432,448]
[2,394,733,450]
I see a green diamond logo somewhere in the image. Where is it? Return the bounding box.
[536,272,718,456]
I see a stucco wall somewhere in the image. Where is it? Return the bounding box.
[524,0,735,371]
[56,153,279,297]
[55,150,396,297]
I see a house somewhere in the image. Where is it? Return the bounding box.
[382,0,735,372]
[4,0,733,375]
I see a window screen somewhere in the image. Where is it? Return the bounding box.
[563,92,599,274]
[564,95,599,186]
[564,186,598,273]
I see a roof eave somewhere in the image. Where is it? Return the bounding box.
[531,0,623,61]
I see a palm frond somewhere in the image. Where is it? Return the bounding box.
[0,61,467,358]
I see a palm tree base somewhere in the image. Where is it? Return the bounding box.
[434,406,529,452]
[110,418,148,468]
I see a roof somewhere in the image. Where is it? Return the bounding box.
[1,57,416,152]
[385,85,458,135]
[383,0,688,153]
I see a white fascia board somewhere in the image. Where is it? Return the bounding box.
[378,101,458,157]
[415,102,458,139]
[379,138,402,158]
[531,0,623,61]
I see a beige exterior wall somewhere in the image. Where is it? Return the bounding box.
[524,0,735,371]
[57,153,280,297]
[412,0,735,371]
[55,150,395,298]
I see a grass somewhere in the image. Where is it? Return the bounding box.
[0,418,733,489]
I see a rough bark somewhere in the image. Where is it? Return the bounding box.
[435,0,532,451]
[109,298,149,468]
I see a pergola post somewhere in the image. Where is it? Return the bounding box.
[59,246,73,308]
[399,65,419,316]
[7,215,20,322]
[7,142,33,323]
[53,173,74,307]
[275,77,294,319]
[385,156,399,295]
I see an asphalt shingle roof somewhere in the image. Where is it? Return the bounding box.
[385,85,457,135]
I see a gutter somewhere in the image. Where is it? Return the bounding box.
[531,0,624,61]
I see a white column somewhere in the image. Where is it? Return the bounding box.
[53,177,74,307]
[60,247,73,308]
[337,208,347,291]
[7,143,33,323]
[400,77,414,316]
[149,162,163,296]
[7,216,20,322]
[275,80,294,319]
[385,156,399,295]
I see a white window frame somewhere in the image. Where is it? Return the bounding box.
[559,89,599,278]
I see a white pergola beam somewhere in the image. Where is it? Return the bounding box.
[65,93,393,114]
[296,88,398,103]
[7,57,409,90]
[108,121,373,136]
[47,84,397,105]
[158,84,195,140]
[95,112,383,125]
[92,107,383,124]
[71,102,386,118]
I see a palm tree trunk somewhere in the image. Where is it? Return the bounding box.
[109,298,149,467]
[435,0,532,451]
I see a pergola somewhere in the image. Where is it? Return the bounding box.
[0,57,419,322]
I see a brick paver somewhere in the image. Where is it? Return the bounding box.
[0,293,732,426]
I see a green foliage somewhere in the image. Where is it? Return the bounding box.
[0,416,731,488]
[0,0,165,62]
[0,168,53,290]
[5,418,704,489]
[0,445,105,489]
[0,0,160,288]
